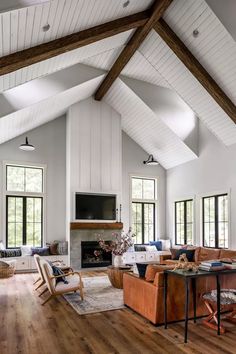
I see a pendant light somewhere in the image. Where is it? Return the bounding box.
[19,137,35,151]
[143,154,158,166]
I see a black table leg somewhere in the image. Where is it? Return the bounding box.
[216,275,221,335]
[184,279,189,343]
[164,272,168,329]
[192,278,197,323]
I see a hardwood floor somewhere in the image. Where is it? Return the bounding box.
[1,272,236,354]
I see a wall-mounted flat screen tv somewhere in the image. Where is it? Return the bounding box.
[75,193,116,220]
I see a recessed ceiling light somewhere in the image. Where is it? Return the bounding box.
[42,24,50,32]
[123,0,130,8]
[192,29,199,38]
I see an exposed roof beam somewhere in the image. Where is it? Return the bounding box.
[154,18,236,124]
[94,0,173,101]
[0,10,150,76]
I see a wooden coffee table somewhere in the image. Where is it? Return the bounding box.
[107,266,132,289]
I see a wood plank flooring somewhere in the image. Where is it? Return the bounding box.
[1,272,236,354]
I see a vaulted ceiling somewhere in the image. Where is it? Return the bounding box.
[0,0,235,169]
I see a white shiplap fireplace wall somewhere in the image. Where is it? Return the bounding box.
[66,97,122,231]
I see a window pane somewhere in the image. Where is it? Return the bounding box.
[7,165,43,193]
[218,195,228,222]
[144,203,155,243]
[26,168,43,193]
[7,197,23,248]
[26,198,42,247]
[132,202,143,244]
[132,178,142,199]
[186,223,193,245]
[143,179,155,200]
[7,166,24,192]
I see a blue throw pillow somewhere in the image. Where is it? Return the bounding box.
[136,263,149,278]
[173,249,195,262]
[149,241,162,251]
[31,247,50,256]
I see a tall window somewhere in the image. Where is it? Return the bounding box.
[202,194,228,249]
[6,164,44,248]
[175,200,193,245]
[131,177,156,244]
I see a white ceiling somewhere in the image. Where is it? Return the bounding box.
[0,0,235,169]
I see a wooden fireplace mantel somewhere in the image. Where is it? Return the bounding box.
[70,222,123,230]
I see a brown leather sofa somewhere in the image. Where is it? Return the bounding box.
[123,247,236,325]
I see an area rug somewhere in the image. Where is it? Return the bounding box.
[63,275,125,315]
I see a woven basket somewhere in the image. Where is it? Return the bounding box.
[0,261,15,278]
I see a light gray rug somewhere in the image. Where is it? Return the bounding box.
[63,275,125,315]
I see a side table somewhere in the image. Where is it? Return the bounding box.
[163,268,236,343]
[107,266,132,289]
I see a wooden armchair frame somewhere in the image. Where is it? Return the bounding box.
[40,259,84,306]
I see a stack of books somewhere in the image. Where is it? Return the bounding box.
[221,260,236,269]
[199,260,225,271]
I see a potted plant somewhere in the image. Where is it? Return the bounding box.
[99,228,135,267]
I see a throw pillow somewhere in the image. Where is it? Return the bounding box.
[145,264,175,282]
[136,263,149,278]
[170,248,179,260]
[134,245,147,252]
[0,249,22,258]
[149,241,162,251]
[0,241,5,251]
[172,249,195,262]
[54,240,68,255]
[47,242,59,255]
[145,245,157,252]
[159,239,171,251]
[21,245,32,257]
[31,247,50,256]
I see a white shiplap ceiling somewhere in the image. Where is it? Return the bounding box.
[0,0,235,169]
[0,74,105,144]
[104,78,197,169]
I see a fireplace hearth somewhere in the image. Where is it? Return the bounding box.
[81,241,112,268]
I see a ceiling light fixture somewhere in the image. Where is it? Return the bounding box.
[42,24,50,32]
[19,137,35,151]
[192,29,199,38]
[123,0,130,8]
[143,154,159,166]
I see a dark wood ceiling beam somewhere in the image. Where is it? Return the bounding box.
[154,18,236,123]
[94,0,173,101]
[0,10,151,76]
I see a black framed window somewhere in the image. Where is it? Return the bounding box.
[175,200,193,245]
[202,194,228,249]
[5,164,44,249]
[6,196,43,248]
[131,177,156,244]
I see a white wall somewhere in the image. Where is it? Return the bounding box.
[166,122,236,249]
[122,132,166,238]
[0,116,66,245]
[67,97,122,221]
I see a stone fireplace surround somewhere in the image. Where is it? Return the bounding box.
[70,224,122,270]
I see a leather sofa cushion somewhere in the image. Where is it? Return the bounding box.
[145,264,174,282]
[220,249,236,260]
[195,247,220,262]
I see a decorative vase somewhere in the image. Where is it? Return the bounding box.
[113,255,123,268]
